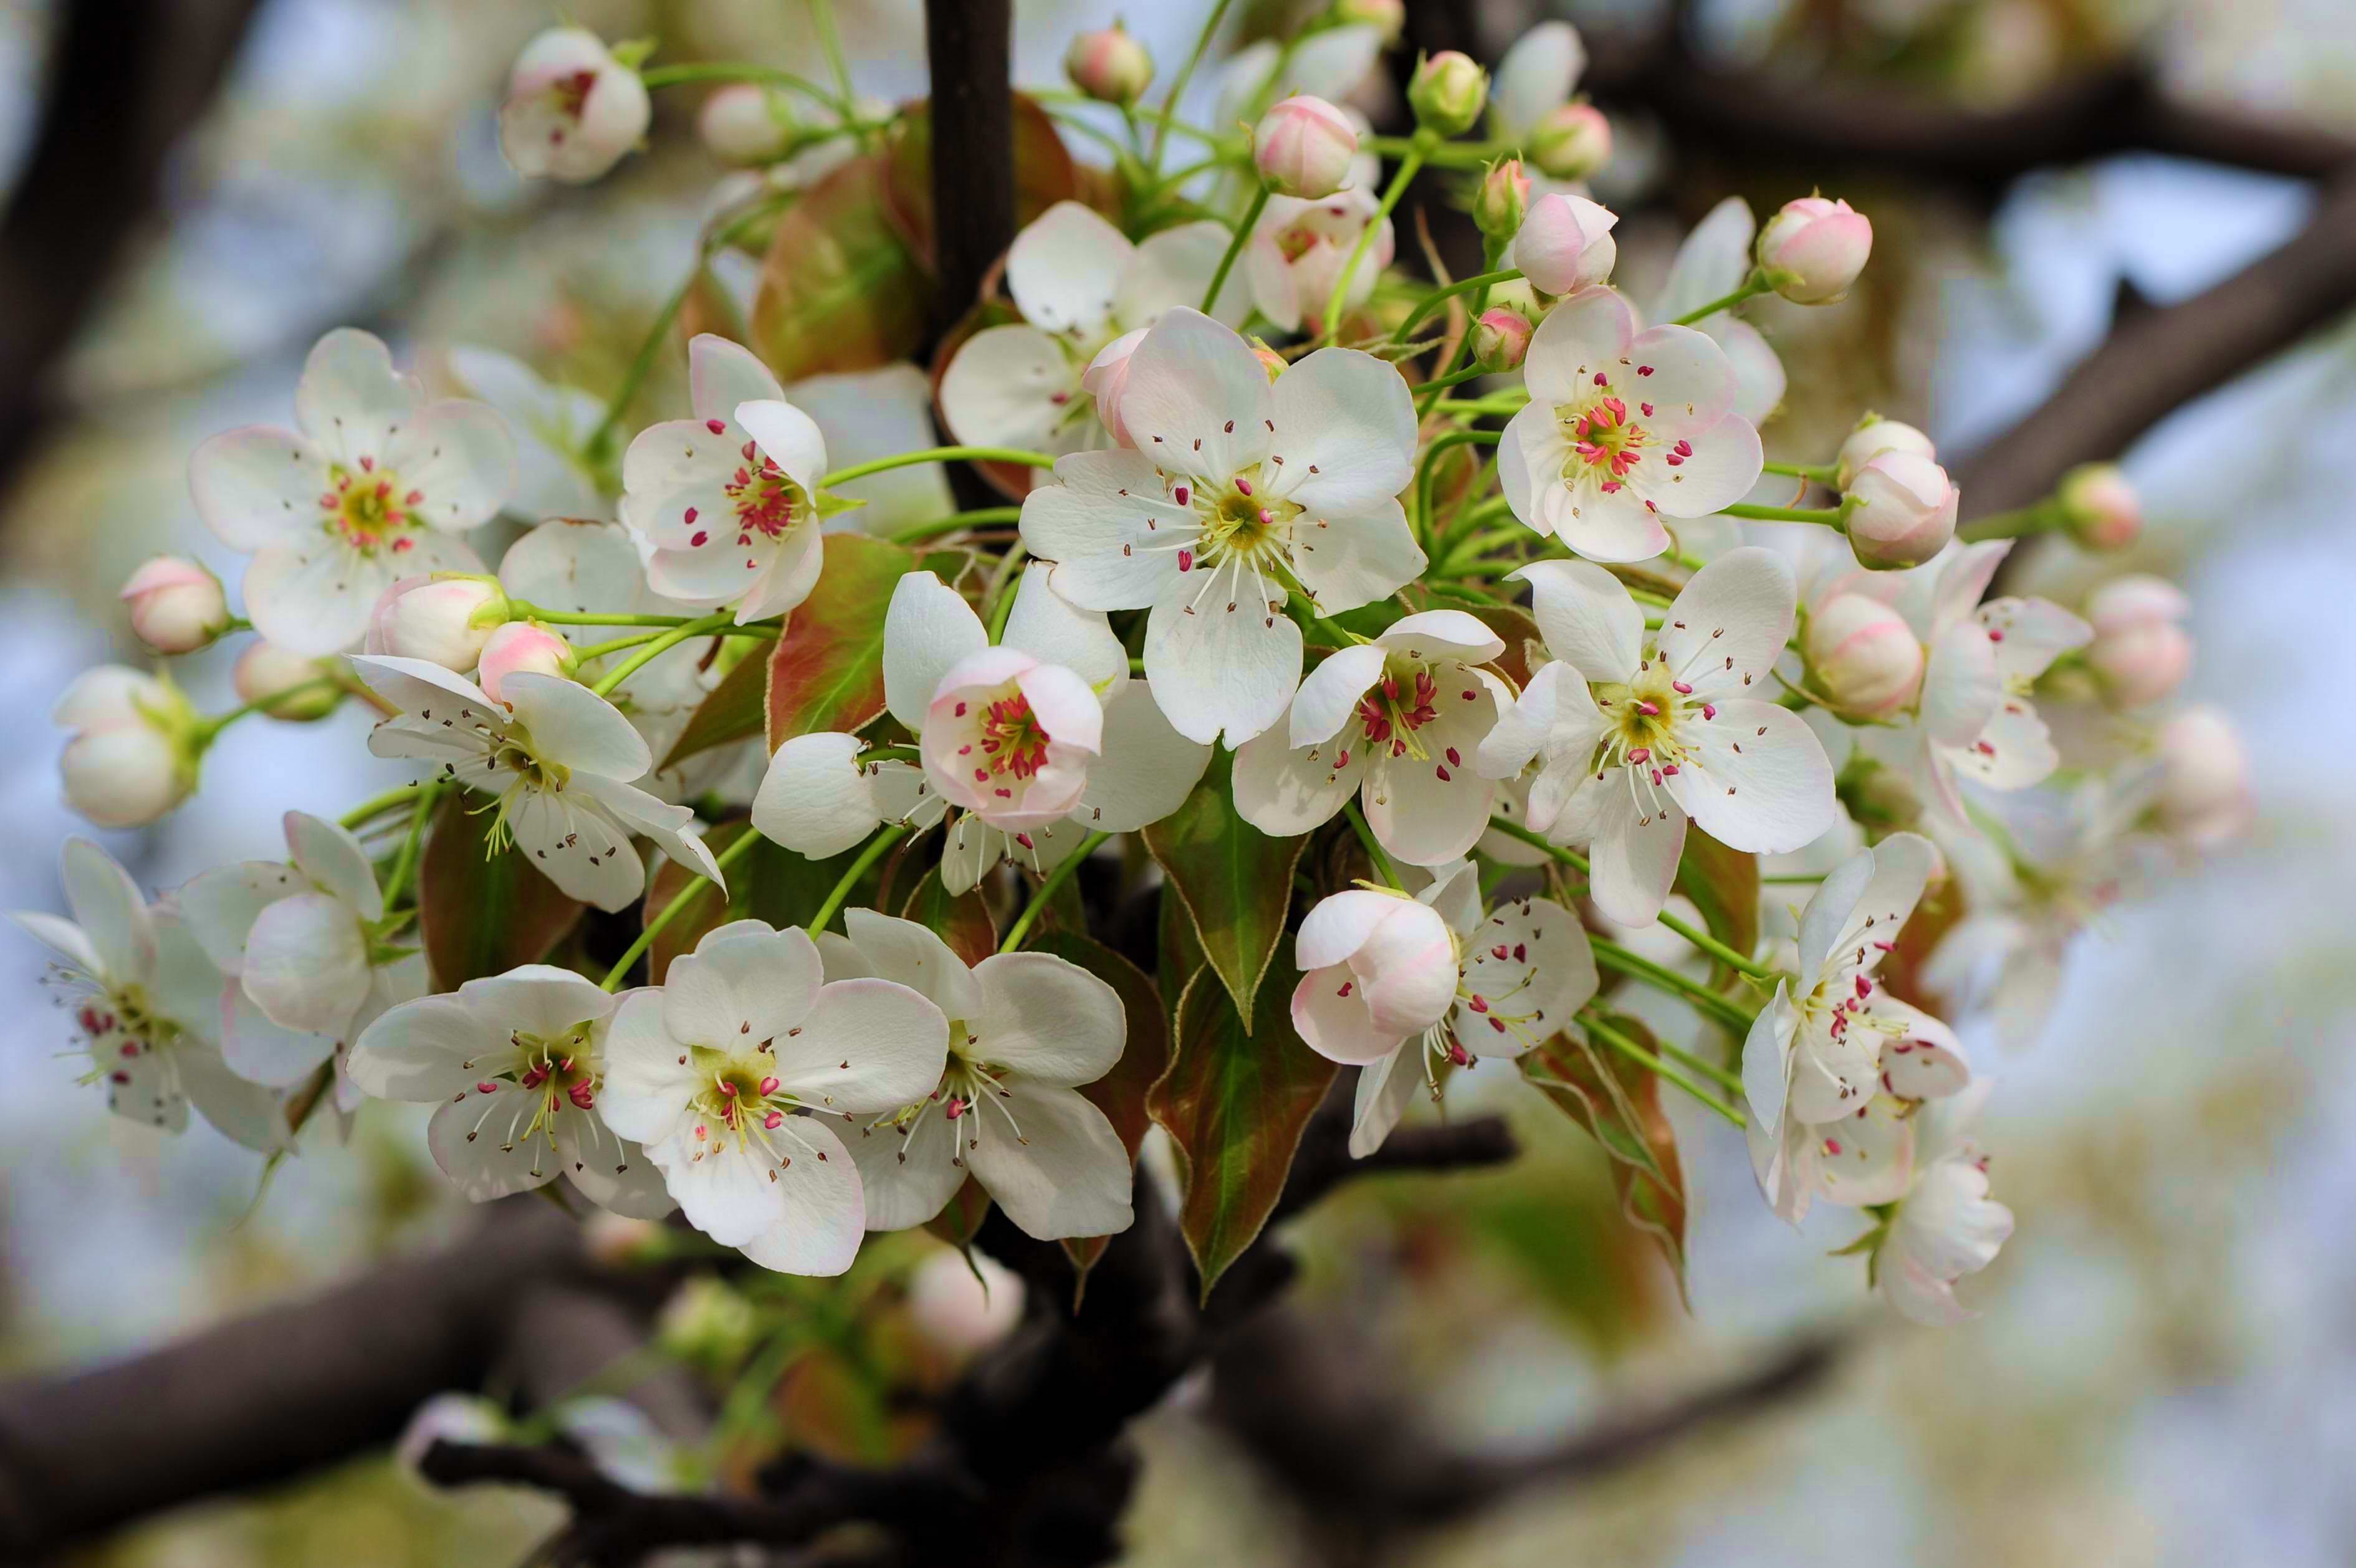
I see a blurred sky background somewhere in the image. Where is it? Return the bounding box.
[4,0,2356,1563]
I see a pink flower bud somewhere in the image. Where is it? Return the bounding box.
[697,84,793,165]
[1065,24,1152,105]
[1758,196,1873,304]
[370,576,509,670]
[907,1249,1025,1356]
[120,556,229,654]
[1472,307,1533,371]
[1806,592,1923,715]
[1407,50,1489,138]
[1247,337,1288,380]
[1512,192,1618,295]
[2057,462,2141,550]
[477,621,578,705]
[52,666,194,829]
[1834,414,1935,489]
[2084,575,2191,707]
[234,641,342,722]
[1252,95,1359,199]
[2153,706,2251,850]
[1081,327,1147,447]
[498,28,651,184]
[1846,451,1957,569]
[1473,158,1531,238]
[1526,102,1612,182]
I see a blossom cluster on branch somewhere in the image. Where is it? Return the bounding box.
[22,5,2252,1451]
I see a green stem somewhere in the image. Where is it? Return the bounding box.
[1416,428,1502,546]
[806,0,854,102]
[1361,133,1500,169]
[1665,272,1771,327]
[600,828,767,991]
[1321,148,1423,342]
[574,624,775,661]
[1414,363,1492,396]
[1429,394,1528,416]
[1591,938,1754,1040]
[1000,830,1111,952]
[192,676,345,745]
[1147,0,1237,170]
[1580,1010,1745,1126]
[1762,460,1839,485]
[638,62,842,110]
[590,613,735,698]
[1202,184,1269,313]
[819,447,1057,488]
[1483,816,1779,981]
[378,782,441,909]
[587,269,697,459]
[1391,267,1521,343]
[1343,799,1403,891]
[1956,499,2062,543]
[807,823,908,935]
[341,783,426,831]
[1722,502,1849,527]
[893,506,1022,543]
[510,605,722,629]
[984,546,1028,641]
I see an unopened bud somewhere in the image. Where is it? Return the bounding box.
[1806,593,1924,715]
[656,1278,762,1375]
[1758,196,1873,304]
[1082,328,1146,447]
[1066,24,1152,105]
[1472,307,1532,371]
[52,666,196,828]
[234,641,343,722]
[1846,452,1957,570]
[1511,192,1617,295]
[1252,95,1359,198]
[498,29,651,184]
[1526,101,1612,182]
[2153,706,2251,850]
[1834,414,1935,489]
[1246,337,1289,381]
[2057,462,2141,551]
[1407,51,1488,138]
[2084,575,2192,707]
[371,576,510,670]
[1473,158,1530,239]
[121,557,230,654]
[698,84,793,164]
[1329,0,1406,44]
[477,621,577,705]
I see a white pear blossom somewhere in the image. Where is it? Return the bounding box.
[1212,26,1386,135]
[1477,548,1836,925]
[349,656,722,911]
[755,568,1207,889]
[1319,861,1599,1159]
[1235,611,1515,866]
[190,328,516,654]
[12,840,287,1149]
[347,964,673,1218]
[1245,186,1397,336]
[820,911,1133,1241]
[53,664,196,828]
[1500,287,1765,563]
[619,334,830,624]
[180,811,426,1090]
[941,202,1247,461]
[1649,198,1787,428]
[601,920,951,1273]
[444,345,611,519]
[1875,1080,2013,1326]
[1742,833,1970,1221]
[1019,308,1424,745]
[498,28,651,184]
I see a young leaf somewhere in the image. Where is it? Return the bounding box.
[1149,965,1336,1299]
[1139,750,1307,1029]
[880,95,1085,265]
[752,155,931,381]
[661,639,769,769]
[1033,932,1169,1283]
[900,865,995,967]
[1520,1020,1690,1299]
[1466,602,1543,689]
[1675,825,1760,984]
[417,790,585,987]
[922,1177,994,1251]
[765,532,918,746]
[639,820,861,982]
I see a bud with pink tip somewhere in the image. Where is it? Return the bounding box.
[1252,95,1360,198]
[2057,462,2141,550]
[1082,327,1147,447]
[1758,196,1873,304]
[698,84,793,165]
[234,641,343,722]
[120,556,229,654]
[1066,24,1152,105]
[52,666,198,828]
[2084,575,2191,707]
[907,1248,1025,1356]
[498,28,651,184]
[1474,158,1531,239]
[1846,451,1958,569]
[1806,592,1924,715]
[1472,306,1532,371]
[1291,888,1457,1065]
[1331,0,1407,44]
[1527,102,1612,182]
[477,621,578,705]
[1408,50,1489,137]
[1511,192,1617,295]
[370,576,510,671]
[2153,706,2251,850]
[1835,414,1935,489]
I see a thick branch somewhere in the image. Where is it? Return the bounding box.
[923,0,1014,340]
[1953,168,2356,515]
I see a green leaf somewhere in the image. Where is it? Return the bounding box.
[752,155,932,381]
[1148,965,1336,1299]
[1520,1020,1690,1300]
[416,790,586,987]
[1465,602,1543,690]
[1139,750,1306,1029]
[661,639,769,769]
[899,866,995,967]
[1675,825,1760,986]
[1033,932,1169,1284]
[639,820,861,983]
[765,532,920,747]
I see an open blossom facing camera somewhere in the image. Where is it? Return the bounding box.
[1479,548,1836,924]
[1247,185,1397,336]
[499,28,651,183]
[1235,611,1514,865]
[349,965,672,1217]
[350,656,722,911]
[190,329,516,655]
[941,203,1247,462]
[822,911,1133,1241]
[1500,287,1765,562]
[1020,308,1422,745]
[601,920,951,1273]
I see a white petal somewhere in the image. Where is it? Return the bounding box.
[1878,999,1971,1101]
[723,1121,868,1276]
[1945,698,2059,792]
[60,838,155,985]
[843,1107,967,1231]
[1563,776,1686,926]
[1143,575,1302,745]
[1513,558,1642,681]
[1364,685,1504,866]
[1453,894,1595,1058]
[348,651,500,719]
[174,860,289,975]
[1349,1046,1420,1158]
[1920,622,2001,748]
[883,570,990,730]
[967,1079,1134,1240]
[1123,219,1250,329]
[1493,20,1583,137]
[1288,497,1425,615]
[1659,547,1795,699]
[244,540,392,657]
[295,328,416,461]
[939,325,1088,454]
[663,923,824,1046]
[428,1082,562,1201]
[386,399,517,532]
[1522,286,1635,406]
[1116,308,1273,483]
[1671,698,1834,854]
[1647,409,1763,519]
[223,986,339,1087]
[1020,447,1190,610]
[1287,644,1386,748]
[772,977,949,1115]
[790,365,957,532]
[177,1045,290,1154]
[498,518,648,624]
[1653,196,1755,322]
[188,426,325,550]
[348,993,507,1102]
[1265,349,1416,515]
[9,910,100,975]
[733,399,829,493]
[754,734,895,856]
[596,990,700,1144]
[687,333,785,424]
[1001,568,1126,692]
[1292,962,1402,1065]
[972,952,1125,1087]
[284,811,382,919]
[242,892,370,1035]
[1811,1096,1915,1208]
[838,909,982,1020]
[1233,719,1364,838]
[504,788,646,911]
[504,674,653,780]
[1008,201,1131,333]
[558,1114,676,1220]
[1073,682,1212,832]
[1741,986,1797,1134]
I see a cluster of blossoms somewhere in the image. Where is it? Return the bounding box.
[23,9,2248,1330]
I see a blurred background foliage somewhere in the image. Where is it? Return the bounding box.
[4,0,2354,1562]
